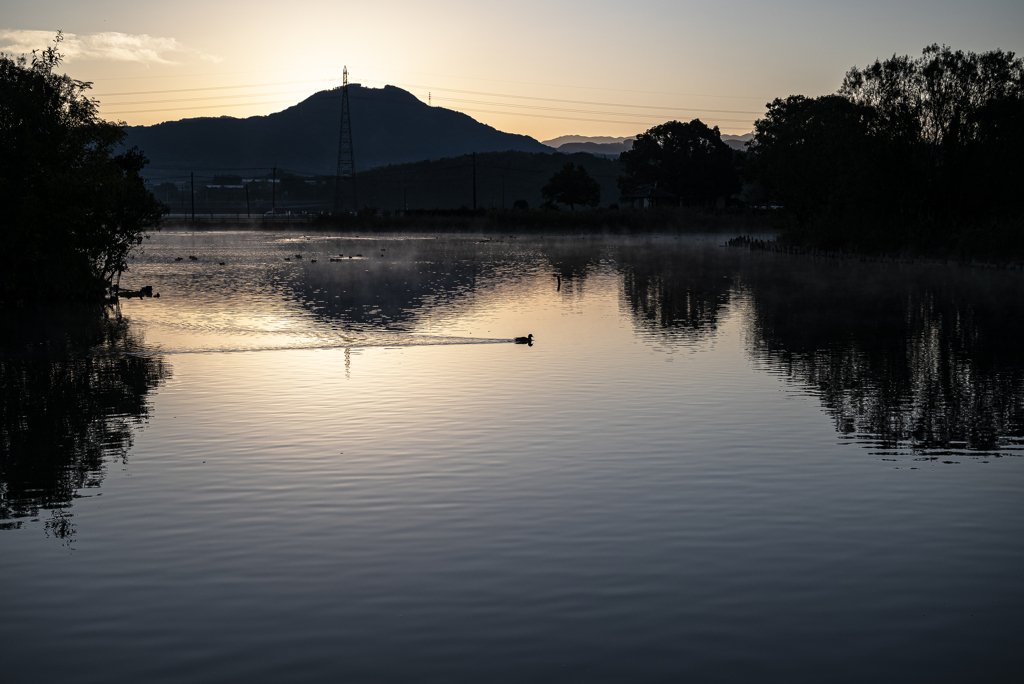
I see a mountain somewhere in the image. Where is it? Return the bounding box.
[542,135,634,147]
[544,132,754,155]
[125,84,551,179]
[720,133,754,151]
[553,141,633,157]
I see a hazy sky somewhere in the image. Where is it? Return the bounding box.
[4,1,1022,140]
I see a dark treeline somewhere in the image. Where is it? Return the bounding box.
[153,151,624,215]
[304,206,765,234]
[749,44,1024,257]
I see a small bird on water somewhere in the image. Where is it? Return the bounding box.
[514,334,534,345]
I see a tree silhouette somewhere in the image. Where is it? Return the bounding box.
[0,33,164,302]
[749,95,876,234]
[618,119,740,206]
[541,162,601,211]
[749,44,1024,254]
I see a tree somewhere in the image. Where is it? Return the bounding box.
[749,95,877,229]
[748,44,1024,253]
[541,162,601,210]
[838,44,1024,224]
[0,33,165,302]
[618,119,740,206]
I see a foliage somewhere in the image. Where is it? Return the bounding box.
[750,44,1024,254]
[541,162,601,210]
[618,120,741,206]
[749,95,878,232]
[0,34,165,302]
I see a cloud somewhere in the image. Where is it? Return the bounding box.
[0,29,222,64]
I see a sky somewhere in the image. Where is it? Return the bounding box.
[3,1,1022,141]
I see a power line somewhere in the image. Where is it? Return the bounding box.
[89,63,767,103]
[103,99,306,115]
[363,79,763,115]
[95,76,763,117]
[98,88,325,107]
[454,106,753,127]
[349,65,768,101]
[103,94,755,128]
[93,78,339,97]
[434,97,756,123]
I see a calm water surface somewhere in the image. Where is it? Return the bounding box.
[2,232,1023,682]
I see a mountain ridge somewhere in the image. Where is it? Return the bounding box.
[125,84,552,179]
[543,132,755,155]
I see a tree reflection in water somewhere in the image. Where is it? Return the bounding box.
[617,240,1024,456]
[279,235,1022,457]
[745,258,1024,455]
[0,305,169,539]
[620,240,734,343]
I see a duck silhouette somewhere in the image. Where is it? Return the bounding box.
[514,334,534,345]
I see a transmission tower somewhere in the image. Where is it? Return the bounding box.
[333,66,357,213]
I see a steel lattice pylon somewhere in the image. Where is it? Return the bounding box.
[333,66,357,213]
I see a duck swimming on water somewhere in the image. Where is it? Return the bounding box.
[514,334,534,345]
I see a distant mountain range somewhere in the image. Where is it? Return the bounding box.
[543,132,754,156]
[720,133,754,151]
[542,135,634,147]
[125,84,551,180]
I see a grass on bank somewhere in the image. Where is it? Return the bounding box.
[161,206,776,235]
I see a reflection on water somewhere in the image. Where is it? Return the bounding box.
[286,238,509,332]
[4,234,1022,542]
[0,306,169,538]
[119,231,1024,457]
[4,232,1022,681]
[742,257,1024,457]
[620,240,734,343]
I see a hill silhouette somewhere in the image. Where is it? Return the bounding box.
[542,135,634,146]
[553,141,632,157]
[152,150,625,213]
[542,133,753,155]
[720,133,753,151]
[125,84,552,179]
[356,151,623,210]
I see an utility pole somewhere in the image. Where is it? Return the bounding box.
[502,174,505,210]
[334,66,357,213]
[190,171,195,222]
[472,152,477,211]
[272,166,276,214]
[245,182,250,219]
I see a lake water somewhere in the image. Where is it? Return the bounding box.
[2,231,1023,682]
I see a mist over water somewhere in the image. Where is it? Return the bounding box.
[2,232,1022,682]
